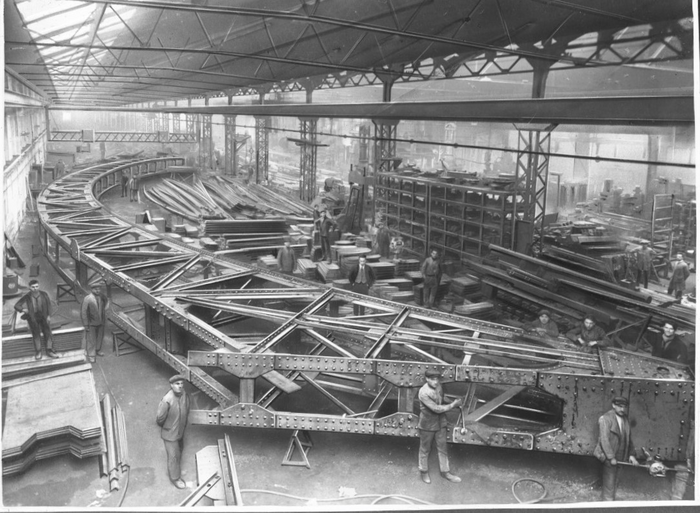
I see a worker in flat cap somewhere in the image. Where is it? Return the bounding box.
[417,368,462,484]
[593,396,639,501]
[156,374,191,489]
[523,309,559,338]
[80,280,110,363]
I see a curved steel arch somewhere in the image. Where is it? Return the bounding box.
[36,158,693,463]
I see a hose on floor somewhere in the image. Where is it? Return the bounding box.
[242,489,433,506]
[511,478,548,504]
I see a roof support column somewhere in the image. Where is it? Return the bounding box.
[511,124,556,256]
[254,116,269,184]
[199,114,213,170]
[299,117,319,202]
[225,115,238,177]
[372,119,400,223]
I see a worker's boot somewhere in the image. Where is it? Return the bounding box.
[420,472,431,484]
[441,472,461,483]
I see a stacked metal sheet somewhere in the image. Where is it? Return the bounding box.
[203,219,287,236]
[367,262,396,280]
[331,279,351,290]
[316,261,340,283]
[454,301,495,318]
[332,245,372,268]
[395,258,421,275]
[2,327,84,361]
[404,270,424,284]
[2,368,104,476]
[450,276,482,297]
[377,278,414,291]
[296,259,317,280]
[256,255,279,270]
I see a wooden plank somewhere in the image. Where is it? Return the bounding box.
[463,385,527,423]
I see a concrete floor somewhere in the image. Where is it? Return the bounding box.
[2,186,692,508]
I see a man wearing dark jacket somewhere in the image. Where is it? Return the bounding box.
[348,255,376,315]
[594,396,639,501]
[14,279,58,360]
[417,369,462,485]
[566,315,610,351]
[420,249,442,309]
[647,321,688,365]
[156,374,191,489]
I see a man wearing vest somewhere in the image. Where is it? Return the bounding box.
[81,281,110,363]
[594,396,639,500]
[417,369,462,484]
[156,374,191,489]
[348,255,376,315]
[14,279,59,360]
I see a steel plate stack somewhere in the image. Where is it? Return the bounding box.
[2,327,84,361]
[377,278,414,291]
[316,261,340,283]
[450,276,481,297]
[453,301,495,318]
[404,270,424,284]
[2,368,104,475]
[367,262,396,280]
[395,259,421,275]
[256,255,279,270]
[296,259,317,280]
[203,219,287,236]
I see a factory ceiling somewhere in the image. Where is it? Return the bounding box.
[4,0,694,108]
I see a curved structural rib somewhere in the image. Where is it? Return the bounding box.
[37,158,693,463]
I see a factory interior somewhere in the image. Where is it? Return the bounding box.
[2,0,697,509]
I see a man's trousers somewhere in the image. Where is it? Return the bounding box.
[418,428,450,474]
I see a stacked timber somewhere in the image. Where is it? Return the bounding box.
[2,367,104,476]
[2,327,84,361]
[316,262,340,283]
[297,259,317,280]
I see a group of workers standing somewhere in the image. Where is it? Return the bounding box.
[120,169,141,202]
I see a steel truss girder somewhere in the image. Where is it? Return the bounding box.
[298,117,319,202]
[34,157,694,464]
[513,125,555,255]
[170,21,693,101]
[49,130,196,143]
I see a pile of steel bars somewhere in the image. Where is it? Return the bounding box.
[143,178,229,222]
[99,393,129,491]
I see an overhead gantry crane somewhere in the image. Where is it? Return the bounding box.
[36,158,693,469]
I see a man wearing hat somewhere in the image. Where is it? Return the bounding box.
[593,396,639,501]
[156,374,191,489]
[523,309,559,338]
[81,281,110,363]
[417,369,462,484]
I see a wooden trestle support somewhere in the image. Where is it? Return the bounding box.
[36,158,693,467]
